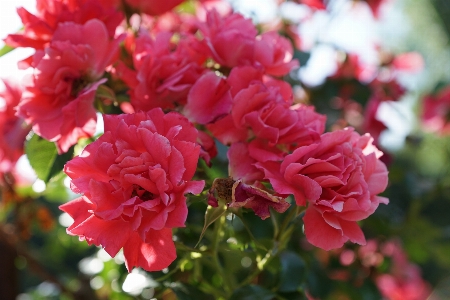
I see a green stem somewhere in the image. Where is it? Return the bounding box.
[238,205,306,288]
[211,214,233,295]
[234,211,268,251]
[276,205,303,241]
[174,241,208,254]
[238,247,276,288]
[154,265,180,282]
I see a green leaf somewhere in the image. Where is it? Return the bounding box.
[25,134,74,183]
[175,0,196,14]
[230,285,276,300]
[278,251,306,293]
[195,203,227,247]
[95,84,116,101]
[0,45,14,57]
[43,172,69,202]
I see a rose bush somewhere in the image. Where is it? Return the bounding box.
[3,0,442,299]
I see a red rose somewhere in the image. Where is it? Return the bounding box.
[258,128,388,250]
[0,79,29,175]
[5,0,122,50]
[17,19,123,153]
[60,109,204,271]
[124,0,184,16]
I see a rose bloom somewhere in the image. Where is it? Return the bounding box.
[0,79,29,175]
[422,85,450,135]
[124,0,184,16]
[183,71,232,125]
[254,31,299,76]
[208,80,325,147]
[17,19,123,153]
[4,0,123,51]
[257,128,389,250]
[376,240,431,300]
[199,10,257,68]
[60,108,204,271]
[128,31,207,111]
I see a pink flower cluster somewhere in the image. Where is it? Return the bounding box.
[316,238,431,300]
[357,239,431,300]
[329,51,423,146]
[375,240,431,300]
[4,0,390,271]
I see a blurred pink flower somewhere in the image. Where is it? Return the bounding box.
[376,240,431,300]
[254,31,299,76]
[392,52,424,73]
[297,0,326,10]
[60,108,204,272]
[422,86,450,135]
[0,79,29,176]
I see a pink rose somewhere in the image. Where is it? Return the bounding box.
[228,142,266,184]
[331,53,375,82]
[299,0,327,10]
[0,79,29,175]
[362,97,387,145]
[422,86,450,135]
[392,52,424,73]
[369,78,405,102]
[183,71,232,124]
[4,0,123,50]
[124,0,184,16]
[130,31,206,111]
[197,131,218,166]
[376,240,431,300]
[60,108,205,272]
[376,271,430,300]
[199,10,257,68]
[257,128,389,250]
[254,31,299,76]
[211,81,324,147]
[365,0,389,19]
[17,19,123,153]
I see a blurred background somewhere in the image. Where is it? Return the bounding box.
[1,0,450,299]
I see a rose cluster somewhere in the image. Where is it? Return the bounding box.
[4,0,389,272]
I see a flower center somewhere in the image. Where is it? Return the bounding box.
[66,75,91,97]
[131,185,155,202]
